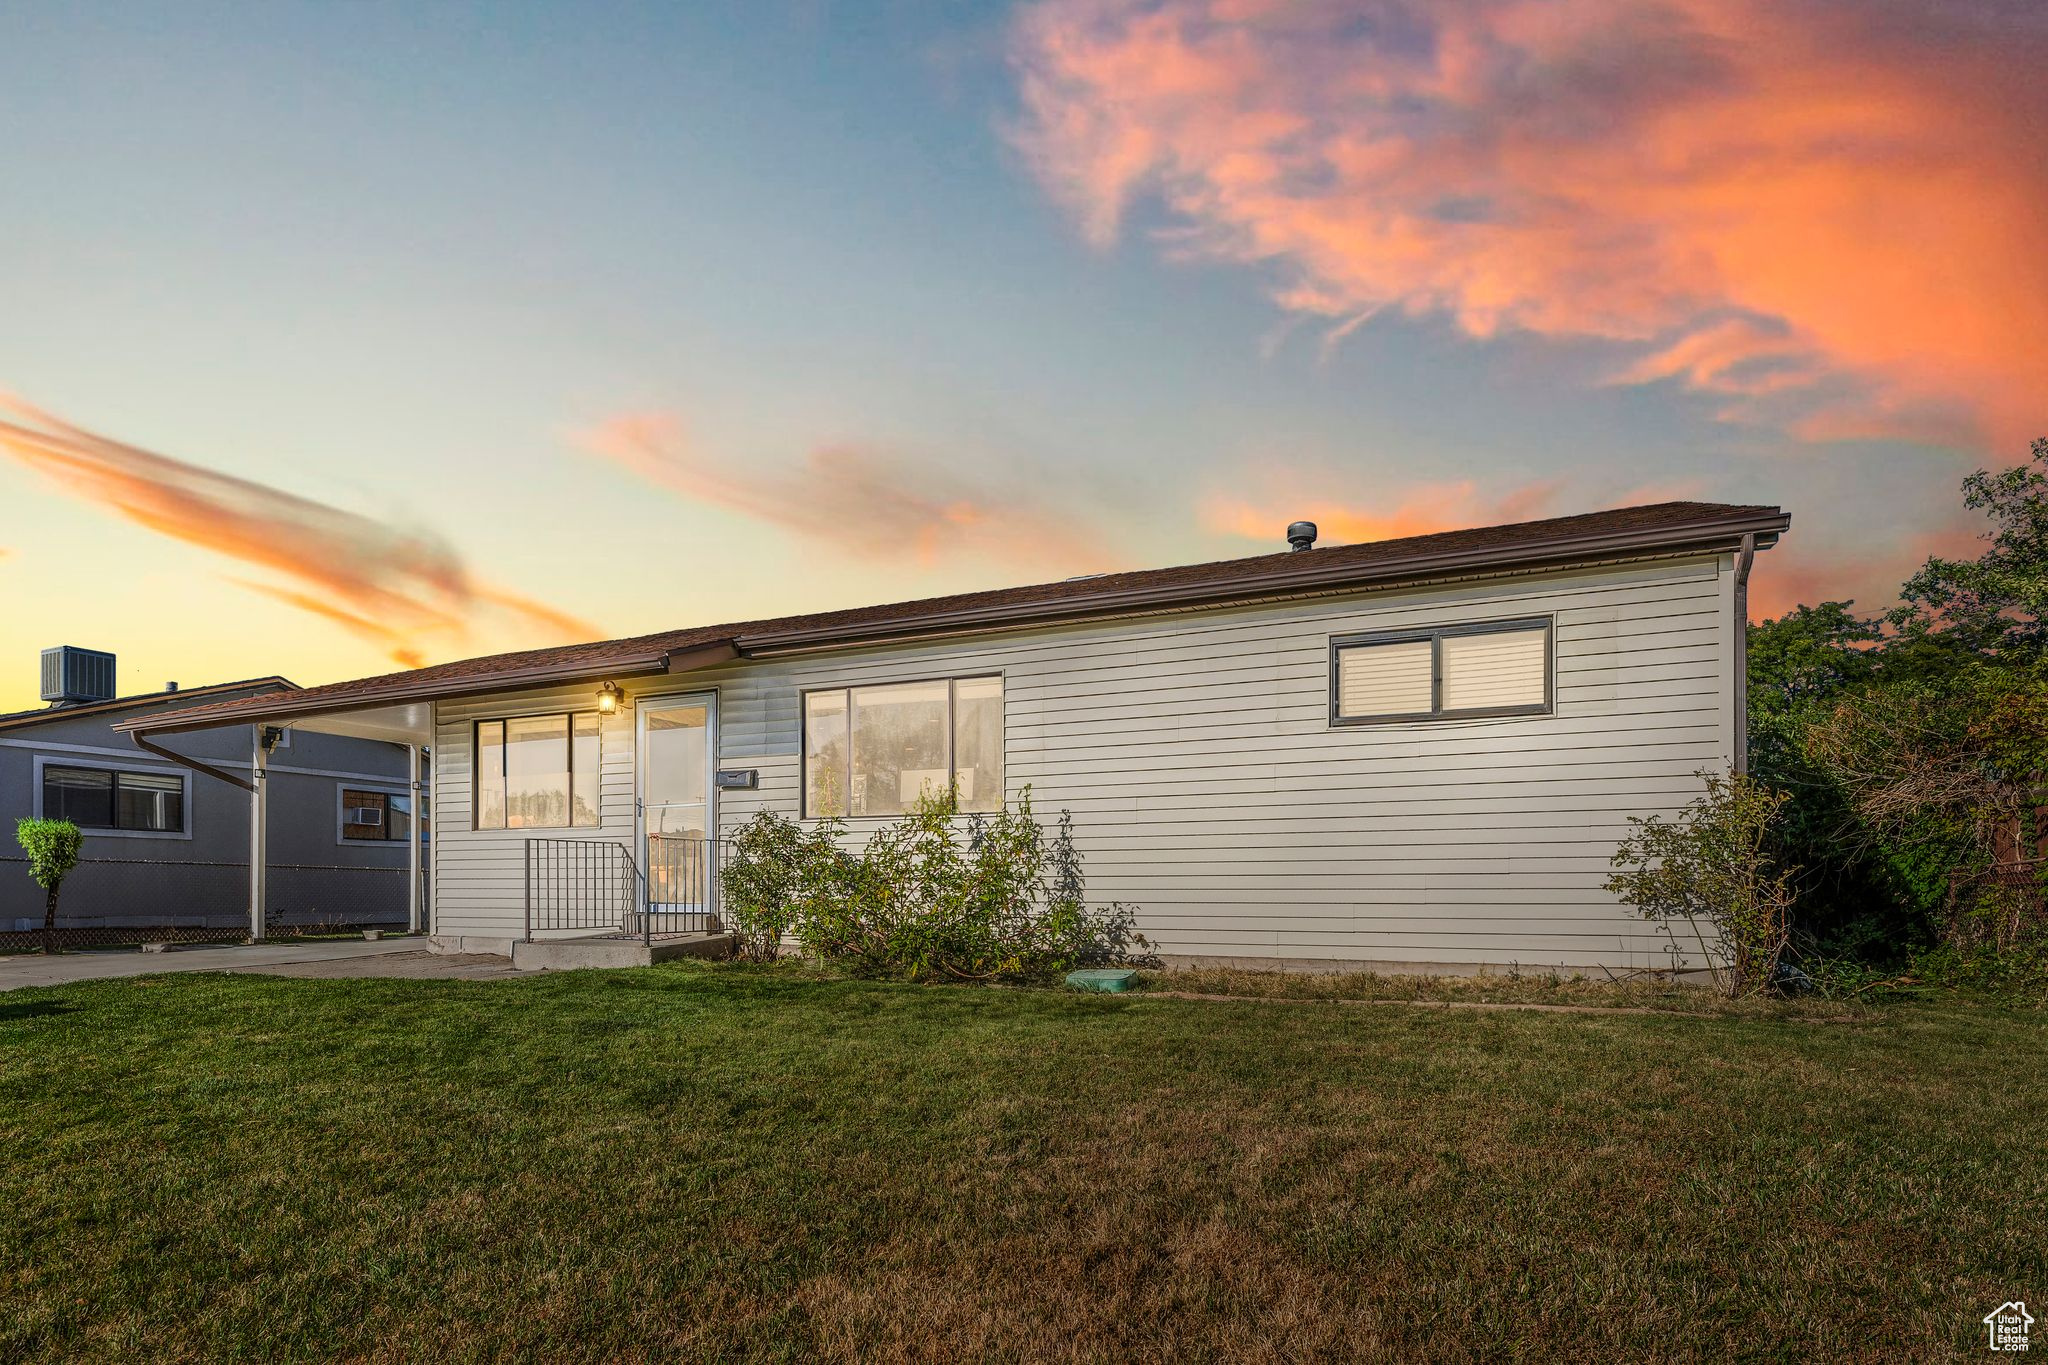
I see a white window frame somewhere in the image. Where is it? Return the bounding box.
[799,673,1005,820]
[1329,617,1554,726]
[471,712,602,831]
[31,753,194,840]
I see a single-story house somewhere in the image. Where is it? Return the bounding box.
[2,648,422,940]
[118,500,1786,972]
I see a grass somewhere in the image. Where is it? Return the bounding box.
[0,964,2041,1362]
[1137,965,1878,1017]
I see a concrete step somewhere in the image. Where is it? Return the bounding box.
[507,933,737,972]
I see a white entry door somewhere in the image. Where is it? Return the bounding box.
[639,694,715,909]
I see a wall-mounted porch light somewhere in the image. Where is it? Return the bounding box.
[595,681,623,715]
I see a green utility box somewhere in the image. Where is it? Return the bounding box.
[1064,968,1136,993]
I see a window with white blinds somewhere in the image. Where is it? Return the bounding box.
[1336,637,1433,719]
[1331,619,1551,723]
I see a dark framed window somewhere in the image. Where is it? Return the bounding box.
[340,787,418,842]
[802,675,1003,818]
[474,714,601,830]
[41,764,186,832]
[1330,618,1552,725]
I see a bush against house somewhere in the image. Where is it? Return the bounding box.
[723,790,1155,981]
[721,810,850,962]
[1605,772,1797,996]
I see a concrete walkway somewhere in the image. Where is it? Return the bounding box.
[0,938,523,990]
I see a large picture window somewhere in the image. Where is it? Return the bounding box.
[474,713,601,829]
[1331,619,1551,724]
[803,675,1003,818]
[41,764,186,833]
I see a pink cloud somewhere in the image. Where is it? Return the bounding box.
[1746,523,1984,623]
[1011,0,2048,451]
[0,395,600,667]
[578,412,1115,572]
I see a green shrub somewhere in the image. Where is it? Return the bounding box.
[720,811,849,962]
[1605,772,1797,996]
[15,818,84,954]
[1907,941,2048,1004]
[722,789,1154,982]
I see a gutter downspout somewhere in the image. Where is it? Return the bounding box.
[1732,532,1757,777]
[129,731,257,793]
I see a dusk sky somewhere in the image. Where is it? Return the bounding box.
[3,0,2043,711]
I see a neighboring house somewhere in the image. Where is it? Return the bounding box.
[120,501,1786,972]
[0,648,419,937]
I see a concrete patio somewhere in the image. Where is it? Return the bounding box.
[0,938,522,990]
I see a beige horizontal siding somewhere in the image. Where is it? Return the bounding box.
[430,681,639,937]
[431,553,1735,969]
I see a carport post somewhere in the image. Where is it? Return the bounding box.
[407,744,423,933]
[248,729,269,941]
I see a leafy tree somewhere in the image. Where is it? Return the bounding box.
[1891,436,2048,659]
[1742,603,1907,955]
[1738,438,2048,965]
[1802,661,2048,941]
[15,818,84,955]
[1747,601,1880,775]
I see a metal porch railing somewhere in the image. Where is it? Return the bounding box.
[522,836,728,944]
[643,834,728,939]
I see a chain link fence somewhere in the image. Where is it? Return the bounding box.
[0,855,422,952]
[1946,858,2048,952]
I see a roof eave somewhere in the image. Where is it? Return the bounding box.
[109,506,1786,734]
[0,676,300,734]
[738,509,1790,655]
[115,646,723,736]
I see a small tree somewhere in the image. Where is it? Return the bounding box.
[16,818,84,955]
[1605,773,1797,995]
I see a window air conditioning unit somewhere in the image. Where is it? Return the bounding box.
[346,806,386,827]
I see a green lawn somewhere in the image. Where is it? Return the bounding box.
[0,966,2040,1363]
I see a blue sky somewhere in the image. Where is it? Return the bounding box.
[1,0,2038,708]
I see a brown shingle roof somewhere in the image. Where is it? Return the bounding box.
[120,500,1785,735]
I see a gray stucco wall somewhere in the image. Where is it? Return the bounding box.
[0,687,413,930]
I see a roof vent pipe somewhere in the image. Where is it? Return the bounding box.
[1286,521,1318,552]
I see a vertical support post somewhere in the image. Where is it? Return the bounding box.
[406,743,423,934]
[248,729,269,942]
